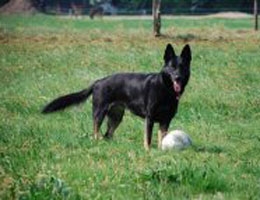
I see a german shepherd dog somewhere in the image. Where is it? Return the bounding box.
[42,44,192,150]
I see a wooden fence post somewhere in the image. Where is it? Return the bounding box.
[254,0,258,31]
[153,0,161,37]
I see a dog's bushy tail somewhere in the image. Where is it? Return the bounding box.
[42,84,94,114]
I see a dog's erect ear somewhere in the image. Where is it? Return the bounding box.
[181,44,192,63]
[164,44,176,63]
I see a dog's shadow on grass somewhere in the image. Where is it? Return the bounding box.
[192,144,224,154]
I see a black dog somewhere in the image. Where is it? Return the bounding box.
[42,44,192,150]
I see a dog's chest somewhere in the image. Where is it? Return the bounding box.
[148,89,178,121]
[154,99,178,119]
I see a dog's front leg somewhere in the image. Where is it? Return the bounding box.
[158,123,169,149]
[144,117,154,150]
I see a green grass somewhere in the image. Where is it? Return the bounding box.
[0,14,260,199]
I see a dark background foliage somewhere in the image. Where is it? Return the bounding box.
[0,0,257,15]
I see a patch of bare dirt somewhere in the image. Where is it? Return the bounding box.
[91,12,253,20]
[0,0,36,14]
[203,12,252,19]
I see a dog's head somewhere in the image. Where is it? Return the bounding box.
[161,44,192,100]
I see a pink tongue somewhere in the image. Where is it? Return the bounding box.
[173,81,181,93]
[173,81,181,100]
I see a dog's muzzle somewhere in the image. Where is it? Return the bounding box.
[173,80,181,100]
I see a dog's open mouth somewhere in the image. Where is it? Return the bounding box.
[173,81,181,100]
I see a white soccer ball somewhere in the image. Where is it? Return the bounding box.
[161,130,192,150]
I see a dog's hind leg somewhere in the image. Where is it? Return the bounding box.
[93,106,108,140]
[104,105,125,139]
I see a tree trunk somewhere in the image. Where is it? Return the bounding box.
[254,0,258,31]
[0,0,35,14]
[153,0,161,37]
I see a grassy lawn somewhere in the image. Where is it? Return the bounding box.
[0,14,260,199]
